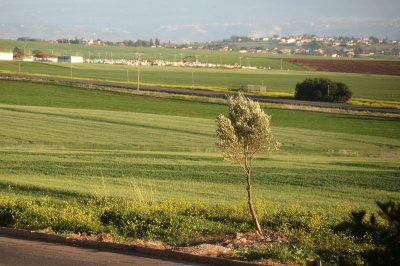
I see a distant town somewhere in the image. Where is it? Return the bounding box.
[15,34,400,58]
[1,34,399,69]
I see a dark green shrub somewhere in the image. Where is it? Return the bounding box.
[295,78,352,103]
[337,200,400,265]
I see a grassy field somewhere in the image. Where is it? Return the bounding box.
[0,39,303,69]
[1,61,400,101]
[1,79,399,138]
[1,39,399,265]
[1,39,400,101]
[0,79,399,210]
[1,39,399,64]
[1,104,399,209]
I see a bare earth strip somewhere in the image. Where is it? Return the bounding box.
[1,73,399,114]
[282,58,400,76]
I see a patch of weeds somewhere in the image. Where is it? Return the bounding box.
[230,244,315,264]
[1,195,396,265]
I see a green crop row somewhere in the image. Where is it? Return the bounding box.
[0,101,399,209]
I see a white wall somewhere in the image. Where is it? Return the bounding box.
[0,53,13,60]
[58,56,83,63]
[70,56,83,63]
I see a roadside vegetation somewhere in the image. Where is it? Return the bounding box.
[1,194,398,265]
[0,194,358,264]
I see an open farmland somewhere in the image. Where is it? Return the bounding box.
[1,39,400,103]
[1,61,400,101]
[0,80,399,210]
[1,78,399,265]
[1,4,400,262]
[2,39,399,66]
[0,39,302,70]
[1,104,399,209]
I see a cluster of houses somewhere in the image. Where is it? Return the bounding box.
[5,34,397,63]
[269,35,391,47]
[1,35,398,68]
[235,35,400,47]
[181,35,400,57]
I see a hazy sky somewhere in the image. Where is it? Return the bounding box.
[1,0,399,42]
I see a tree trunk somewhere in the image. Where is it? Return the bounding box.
[246,171,263,237]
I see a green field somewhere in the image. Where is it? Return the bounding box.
[1,39,399,266]
[1,61,400,101]
[0,39,303,69]
[1,39,400,102]
[1,79,399,210]
[2,39,399,64]
[1,79,398,138]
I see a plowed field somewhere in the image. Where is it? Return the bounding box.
[283,58,400,76]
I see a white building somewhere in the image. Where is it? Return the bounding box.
[58,56,84,63]
[22,56,34,61]
[0,52,13,60]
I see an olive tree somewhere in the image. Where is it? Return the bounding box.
[216,94,280,236]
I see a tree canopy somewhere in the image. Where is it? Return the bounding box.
[12,47,24,58]
[216,94,280,236]
[295,78,352,103]
[33,50,49,58]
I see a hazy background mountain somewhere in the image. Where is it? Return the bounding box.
[1,0,399,42]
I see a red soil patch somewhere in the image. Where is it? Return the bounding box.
[283,58,400,76]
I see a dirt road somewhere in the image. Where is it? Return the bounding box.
[0,234,204,266]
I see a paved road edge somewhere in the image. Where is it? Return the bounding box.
[0,227,261,266]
